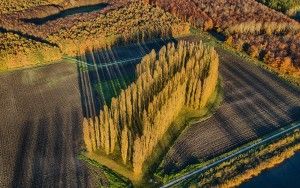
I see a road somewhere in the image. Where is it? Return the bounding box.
[160,41,300,174]
[161,121,300,187]
[0,35,299,187]
[67,36,300,185]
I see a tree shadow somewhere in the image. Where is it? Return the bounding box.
[12,121,32,188]
[208,29,226,41]
[293,12,300,21]
[22,3,109,25]
[288,106,300,121]
[76,37,177,118]
[160,48,300,175]
[30,116,50,187]
[11,107,92,187]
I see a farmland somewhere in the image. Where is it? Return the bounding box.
[1,0,300,187]
[0,1,189,70]
[159,35,300,173]
[166,123,300,187]
[0,62,91,187]
[0,38,181,187]
[1,33,299,187]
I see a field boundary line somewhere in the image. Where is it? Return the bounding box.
[161,121,300,188]
[63,55,143,68]
[62,34,199,68]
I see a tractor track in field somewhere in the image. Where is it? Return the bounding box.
[161,121,300,188]
[0,38,174,187]
[0,35,299,187]
[160,40,300,174]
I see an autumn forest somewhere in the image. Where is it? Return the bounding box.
[1,0,300,188]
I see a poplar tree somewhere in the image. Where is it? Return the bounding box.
[82,41,219,177]
[83,118,93,152]
[121,126,129,164]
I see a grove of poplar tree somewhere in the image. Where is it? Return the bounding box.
[83,41,219,176]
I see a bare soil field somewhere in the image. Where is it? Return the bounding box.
[1,35,299,186]
[0,39,172,187]
[0,62,109,187]
[160,43,300,175]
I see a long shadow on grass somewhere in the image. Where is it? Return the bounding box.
[76,38,177,118]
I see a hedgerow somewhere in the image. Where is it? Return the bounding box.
[0,32,61,70]
[47,2,190,55]
[0,1,190,70]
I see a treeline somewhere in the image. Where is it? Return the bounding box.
[47,2,190,55]
[83,41,219,177]
[146,0,213,30]
[257,0,300,13]
[154,0,300,81]
[0,32,61,71]
[0,2,190,70]
[190,130,300,188]
[226,21,300,35]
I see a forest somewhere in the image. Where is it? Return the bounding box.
[82,41,219,179]
[1,0,300,81]
[47,2,190,55]
[0,0,63,14]
[0,32,61,70]
[149,0,300,82]
[146,0,213,31]
[0,1,190,70]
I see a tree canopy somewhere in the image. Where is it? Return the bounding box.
[83,41,219,177]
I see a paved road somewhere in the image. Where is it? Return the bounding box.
[161,44,300,174]
[161,121,300,187]
[0,36,299,187]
